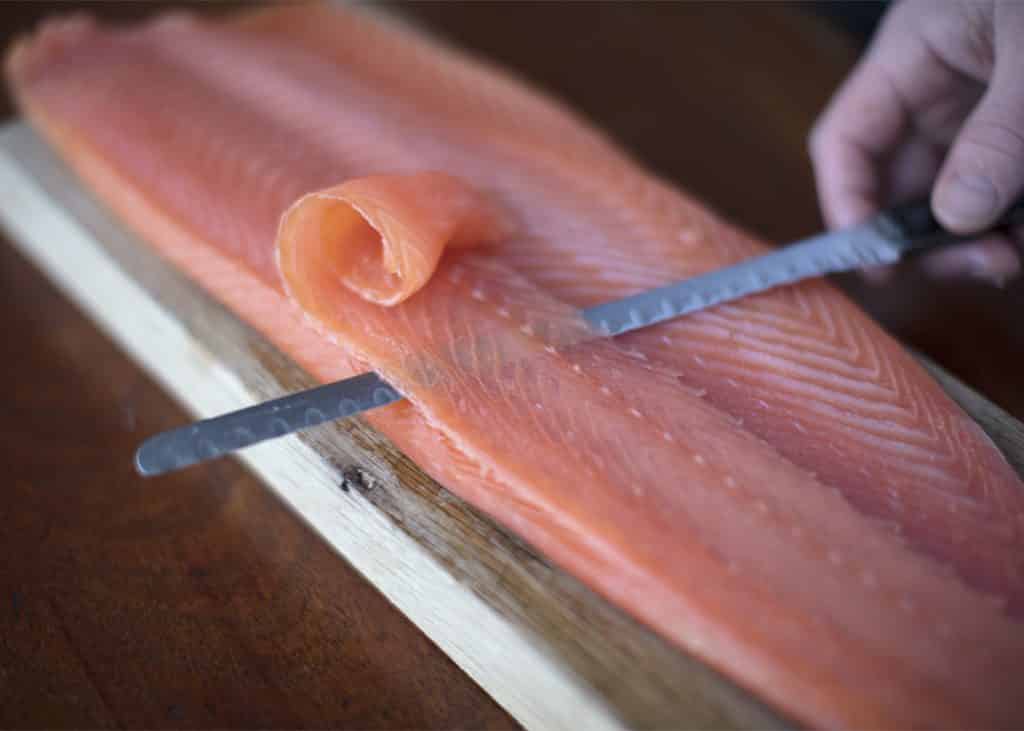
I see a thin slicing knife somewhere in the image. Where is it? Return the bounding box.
[135,197,1024,476]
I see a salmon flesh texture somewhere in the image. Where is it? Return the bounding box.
[7,6,1024,728]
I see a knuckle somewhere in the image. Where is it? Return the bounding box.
[957,117,1024,176]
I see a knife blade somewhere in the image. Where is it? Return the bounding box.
[135,196,1024,476]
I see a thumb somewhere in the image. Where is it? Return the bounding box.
[932,59,1024,234]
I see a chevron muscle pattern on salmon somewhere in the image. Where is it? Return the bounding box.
[7,6,1024,727]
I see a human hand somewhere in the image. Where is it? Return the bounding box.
[809,0,1024,284]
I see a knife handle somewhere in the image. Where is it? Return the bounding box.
[875,195,1024,256]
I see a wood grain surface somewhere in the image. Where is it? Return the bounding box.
[1,2,1022,729]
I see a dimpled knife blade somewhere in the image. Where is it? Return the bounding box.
[135,372,402,475]
[136,220,909,477]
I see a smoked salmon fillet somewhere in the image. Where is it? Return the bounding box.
[8,5,1024,727]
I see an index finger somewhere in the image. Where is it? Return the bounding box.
[808,4,937,228]
[809,64,904,228]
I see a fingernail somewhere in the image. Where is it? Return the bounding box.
[936,173,999,230]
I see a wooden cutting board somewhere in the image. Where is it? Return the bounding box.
[2,117,1023,730]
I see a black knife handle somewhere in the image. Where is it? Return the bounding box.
[875,195,1024,256]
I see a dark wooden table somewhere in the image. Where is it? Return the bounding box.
[1,3,1021,728]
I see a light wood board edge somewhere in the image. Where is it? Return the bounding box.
[0,124,794,730]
